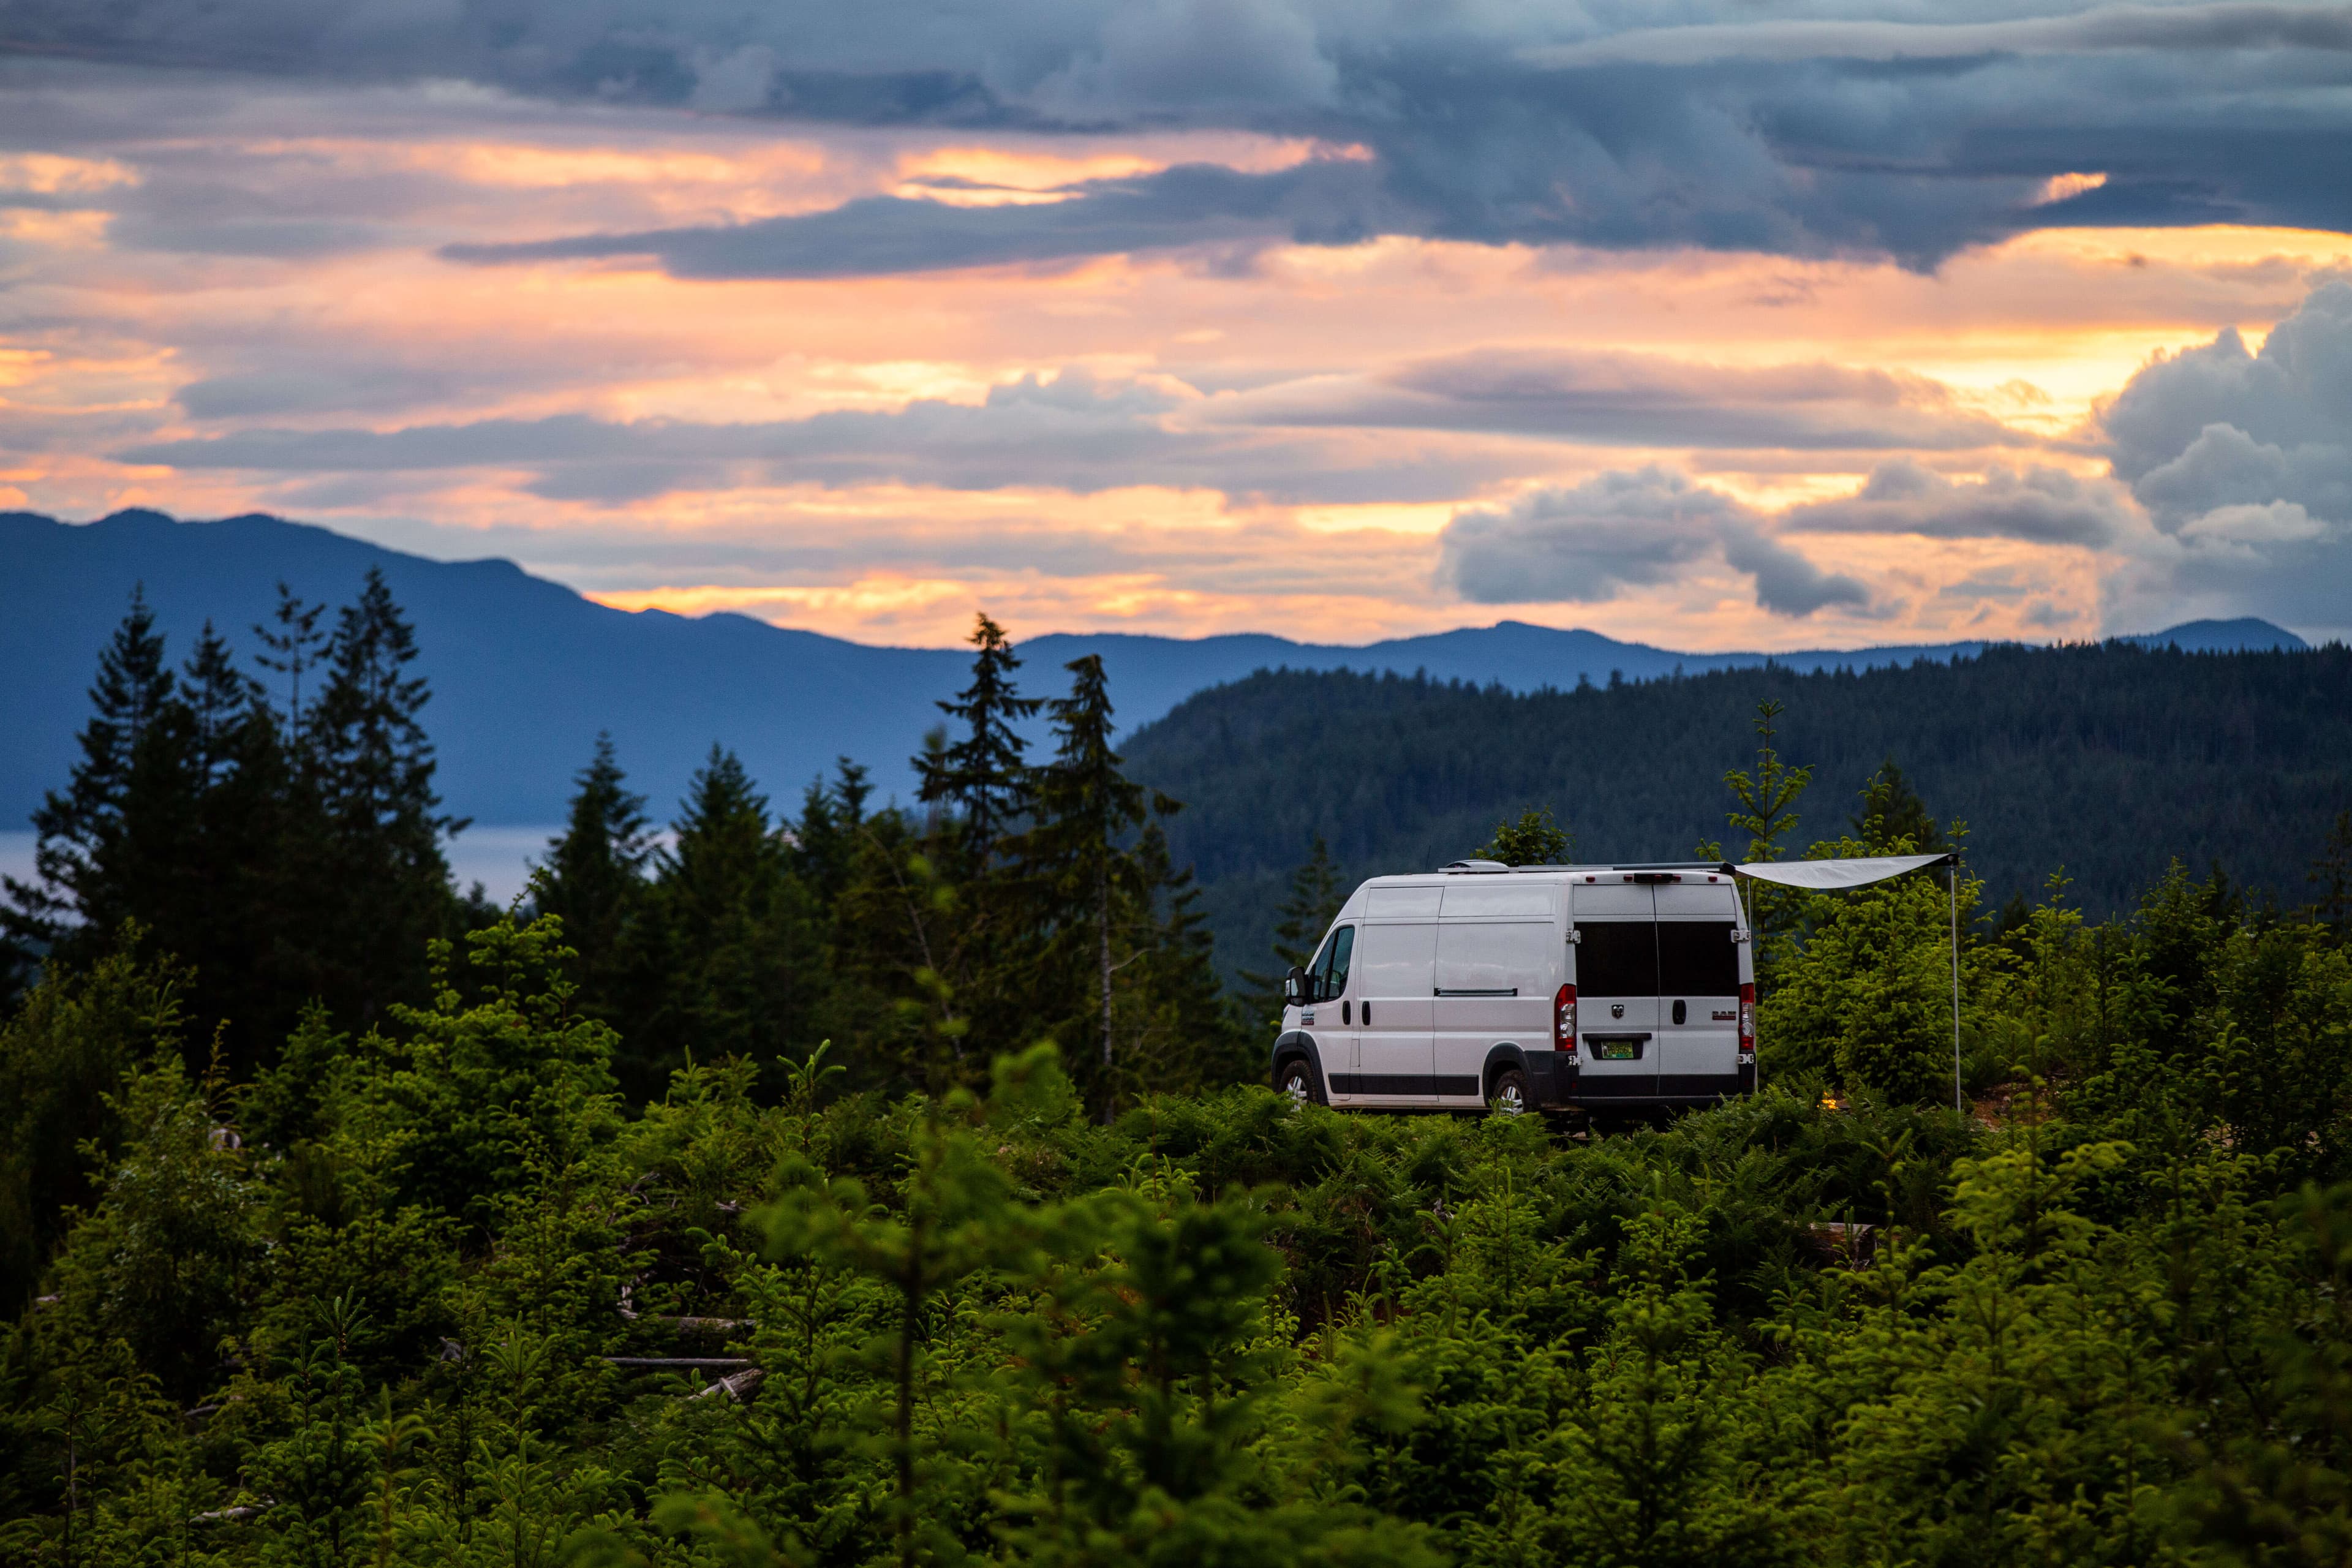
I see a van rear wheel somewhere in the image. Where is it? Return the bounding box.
[1489,1067,1528,1117]
[1277,1056,1325,1107]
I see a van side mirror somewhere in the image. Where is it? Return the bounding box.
[1283,965,1311,1006]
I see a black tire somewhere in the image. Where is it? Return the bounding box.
[1276,1055,1326,1107]
[1489,1066,1529,1116]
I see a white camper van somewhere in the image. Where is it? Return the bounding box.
[1272,860,1756,1116]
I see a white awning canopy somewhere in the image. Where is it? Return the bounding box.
[1726,849,1967,1110]
[1733,851,1954,890]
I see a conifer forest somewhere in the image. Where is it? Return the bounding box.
[7,578,2352,1568]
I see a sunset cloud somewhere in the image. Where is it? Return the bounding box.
[1439,469,1872,618]
[2,4,2351,650]
[14,0,2351,267]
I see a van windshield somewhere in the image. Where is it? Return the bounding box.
[1311,925,1354,997]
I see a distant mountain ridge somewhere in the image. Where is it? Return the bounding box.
[0,509,2313,826]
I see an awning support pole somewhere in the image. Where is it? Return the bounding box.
[1949,859,1963,1115]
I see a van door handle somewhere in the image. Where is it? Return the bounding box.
[1363,1002,1372,1025]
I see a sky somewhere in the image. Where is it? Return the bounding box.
[4,0,2352,650]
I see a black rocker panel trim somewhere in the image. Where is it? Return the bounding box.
[1329,1073,1480,1097]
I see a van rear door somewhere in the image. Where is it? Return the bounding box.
[1570,879,1658,1103]
[1656,880,1743,1099]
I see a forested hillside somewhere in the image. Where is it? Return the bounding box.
[9,580,2352,1566]
[6,834,2352,1565]
[1124,643,2352,983]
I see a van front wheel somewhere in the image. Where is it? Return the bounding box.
[1489,1067,1528,1117]
[1278,1056,1325,1107]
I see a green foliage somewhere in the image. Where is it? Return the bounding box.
[18,603,2352,1568]
[1852,757,1945,854]
[0,940,187,1317]
[1479,807,1572,867]
[1760,841,1991,1104]
[2315,809,2352,943]
[2,908,2352,1566]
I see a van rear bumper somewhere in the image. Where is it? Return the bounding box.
[1537,1062,1756,1109]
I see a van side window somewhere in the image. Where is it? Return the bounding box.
[1311,925,1355,998]
[1657,922,1739,995]
[1577,922,1658,997]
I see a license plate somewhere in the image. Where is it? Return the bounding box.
[1593,1040,1642,1061]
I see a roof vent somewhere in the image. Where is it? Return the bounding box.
[1442,859,1511,874]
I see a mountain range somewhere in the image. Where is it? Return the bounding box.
[0,509,2314,827]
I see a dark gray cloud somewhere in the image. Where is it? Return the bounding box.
[2095,281,2352,633]
[1436,467,1870,617]
[1212,349,2023,452]
[9,0,2348,271]
[447,157,1393,278]
[115,368,1520,505]
[178,364,478,420]
[1721,522,1876,616]
[1782,459,2138,544]
[2104,280,2352,522]
[1528,4,2352,67]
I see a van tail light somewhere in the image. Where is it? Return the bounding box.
[1554,983,1578,1054]
[1738,981,1757,1063]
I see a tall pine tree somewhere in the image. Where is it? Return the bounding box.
[533,733,652,1023]
[162,622,296,1073]
[914,613,1041,855]
[631,746,818,1097]
[1022,656,1150,1117]
[1012,657,1238,1110]
[251,581,327,744]
[301,567,457,1024]
[4,587,180,958]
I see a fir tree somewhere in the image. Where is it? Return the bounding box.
[252,582,327,742]
[791,758,872,910]
[1722,699,1811,864]
[1480,807,1572,866]
[168,623,295,1074]
[1,598,302,1068]
[2312,809,2352,943]
[1022,656,1150,1118]
[4,588,179,957]
[916,614,1042,855]
[1852,756,1945,852]
[1125,807,1246,1091]
[303,568,456,1023]
[532,733,651,1017]
[635,747,815,1092]
[1240,836,1346,1022]
[1699,698,1813,985]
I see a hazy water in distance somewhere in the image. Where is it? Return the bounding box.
[0,826,560,911]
